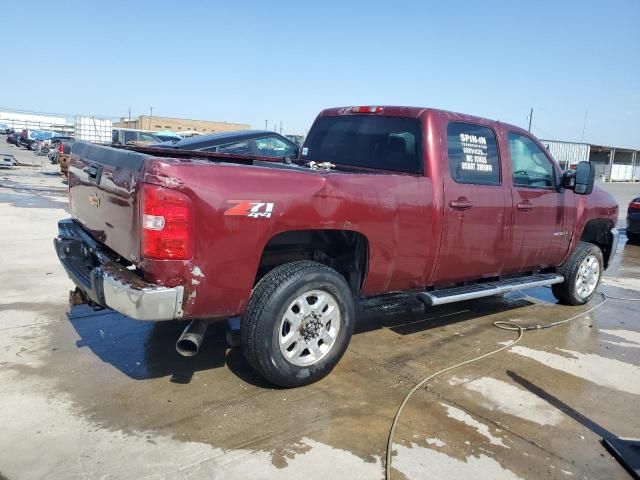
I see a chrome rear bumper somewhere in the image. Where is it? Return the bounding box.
[54,218,183,321]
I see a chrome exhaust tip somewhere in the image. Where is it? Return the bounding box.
[176,320,208,357]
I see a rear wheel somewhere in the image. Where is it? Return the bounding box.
[242,261,355,388]
[552,241,603,305]
[627,231,640,244]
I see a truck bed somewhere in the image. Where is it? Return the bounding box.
[68,142,290,264]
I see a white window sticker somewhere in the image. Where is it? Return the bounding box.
[302,147,308,156]
[459,133,492,173]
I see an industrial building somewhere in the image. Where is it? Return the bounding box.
[114,115,249,134]
[541,139,639,182]
[0,110,73,134]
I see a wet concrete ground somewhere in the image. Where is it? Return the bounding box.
[1,143,639,479]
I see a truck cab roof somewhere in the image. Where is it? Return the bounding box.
[318,105,524,133]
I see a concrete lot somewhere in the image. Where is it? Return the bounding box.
[1,141,639,479]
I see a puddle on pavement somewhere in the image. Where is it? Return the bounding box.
[4,255,638,479]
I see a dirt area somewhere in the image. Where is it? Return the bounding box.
[1,140,639,479]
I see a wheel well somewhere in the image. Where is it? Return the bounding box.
[255,230,369,295]
[580,219,614,268]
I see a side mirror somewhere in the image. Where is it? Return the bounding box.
[573,161,595,194]
[562,161,594,194]
[561,161,594,194]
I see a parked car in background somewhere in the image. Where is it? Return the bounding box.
[112,128,161,146]
[154,131,182,143]
[179,130,204,138]
[19,130,57,150]
[0,123,9,134]
[32,131,62,154]
[153,130,299,158]
[6,131,21,145]
[627,196,640,243]
[48,136,74,162]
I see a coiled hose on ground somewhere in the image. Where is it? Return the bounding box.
[385,290,640,479]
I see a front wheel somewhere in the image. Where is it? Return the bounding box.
[242,261,355,388]
[552,241,603,305]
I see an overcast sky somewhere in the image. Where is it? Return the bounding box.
[3,0,639,147]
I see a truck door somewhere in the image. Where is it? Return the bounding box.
[432,121,512,284]
[503,131,573,272]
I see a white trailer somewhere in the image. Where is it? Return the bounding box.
[0,111,70,133]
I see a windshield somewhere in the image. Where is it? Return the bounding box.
[302,115,423,173]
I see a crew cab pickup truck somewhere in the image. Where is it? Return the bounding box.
[55,106,618,387]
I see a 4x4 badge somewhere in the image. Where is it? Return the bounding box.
[224,201,274,218]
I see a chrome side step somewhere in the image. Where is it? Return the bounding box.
[417,273,564,307]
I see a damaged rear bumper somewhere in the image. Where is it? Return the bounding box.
[54,218,183,321]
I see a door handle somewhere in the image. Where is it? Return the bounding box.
[517,201,533,211]
[450,198,473,210]
[87,165,102,184]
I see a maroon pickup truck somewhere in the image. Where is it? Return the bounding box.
[55,106,618,387]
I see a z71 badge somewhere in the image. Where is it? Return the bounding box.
[224,201,275,218]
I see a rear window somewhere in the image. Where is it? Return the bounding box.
[302,115,423,173]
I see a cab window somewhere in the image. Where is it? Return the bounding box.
[508,132,555,189]
[447,122,501,185]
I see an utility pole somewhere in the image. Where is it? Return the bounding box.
[279,121,282,134]
[527,108,533,132]
[149,107,153,130]
[264,120,268,130]
[128,107,131,123]
[580,109,588,142]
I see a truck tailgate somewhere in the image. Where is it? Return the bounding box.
[68,141,148,263]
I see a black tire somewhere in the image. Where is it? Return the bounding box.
[242,261,355,388]
[627,231,640,244]
[552,241,603,305]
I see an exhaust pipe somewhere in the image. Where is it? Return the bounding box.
[176,320,208,357]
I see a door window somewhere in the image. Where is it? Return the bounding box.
[447,122,500,185]
[255,136,297,157]
[508,132,555,188]
[123,131,137,144]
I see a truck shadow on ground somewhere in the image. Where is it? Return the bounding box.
[68,291,545,388]
[69,306,228,385]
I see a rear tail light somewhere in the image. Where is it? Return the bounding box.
[350,106,383,113]
[58,142,64,153]
[630,199,640,209]
[141,184,193,260]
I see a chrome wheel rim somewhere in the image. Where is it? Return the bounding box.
[575,254,600,299]
[278,289,341,367]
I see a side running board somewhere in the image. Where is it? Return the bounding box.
[418,273,564,307]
